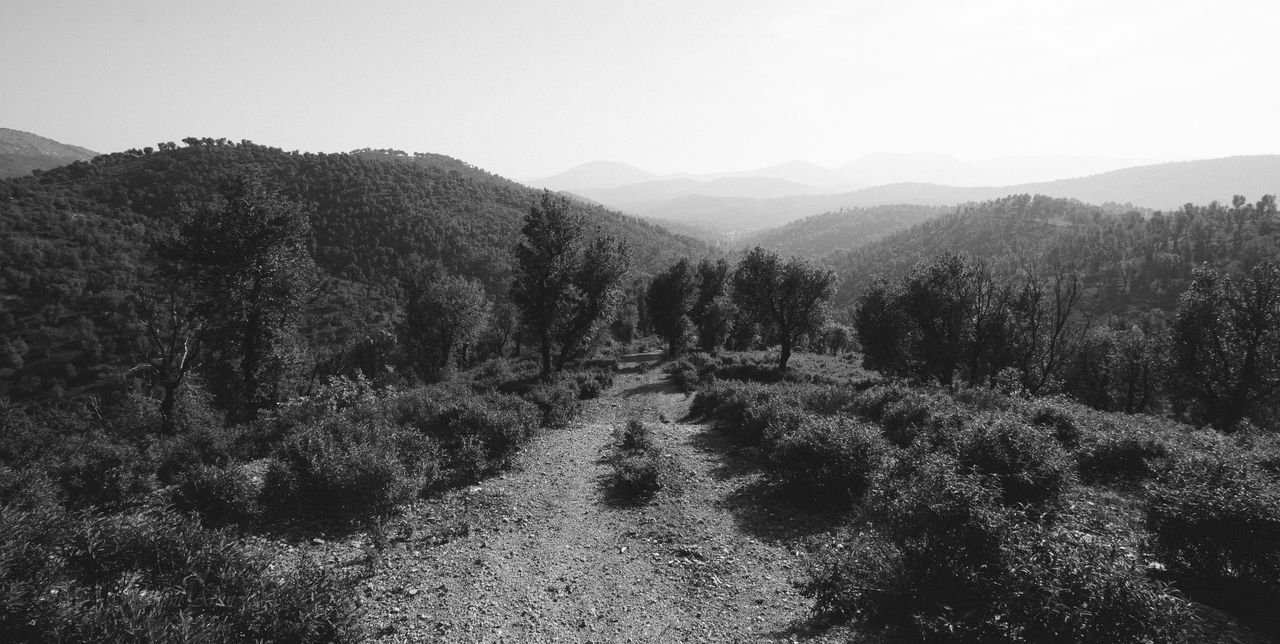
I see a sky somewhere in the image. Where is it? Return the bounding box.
[3,0,1278,179]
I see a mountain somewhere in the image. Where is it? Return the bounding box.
[575,175,826,206]
[834,153,1148,187]
[699,160,850,188]
[0,128,98,178]
[742,204,952,257]
[625,155,1280,233]
[0,139,709,400]
[533,160,659,191]
[826,192,1280,314]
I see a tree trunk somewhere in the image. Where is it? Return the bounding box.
[540,331,552,380]
[778,339,792,371]
[159,380,179,434]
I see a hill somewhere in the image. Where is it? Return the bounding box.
[741,204,952,256]
[575,175,826,206]
[620,155,1280,233]
[0,128,98,178]
[532,160,659,191]
[827,192,1280,315]
[0,138,708,400]
[835,152,1147,187]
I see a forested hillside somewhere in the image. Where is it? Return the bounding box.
[829,193,1280,314]
[0,138,708,400]
[741,203,950,256]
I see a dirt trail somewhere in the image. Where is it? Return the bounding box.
[352,364,849,643]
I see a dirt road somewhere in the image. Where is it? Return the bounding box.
[352,365,852,643]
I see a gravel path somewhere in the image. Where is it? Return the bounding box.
[353,365,851,643]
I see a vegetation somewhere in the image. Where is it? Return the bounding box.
[730,247,837,370]
[606,419,673,503]
[4,132,1280,640]
[511,192,632,378]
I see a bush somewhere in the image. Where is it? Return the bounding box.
[879,390,966,448]
[0,505,361,643]
[525,379,583,428]
[996,523,1189,643]
[0,466,59,509]
[608,452,666,501]
[849,383,913,423]
[568,368,614,399]
[768,415,891,503]
[607,419,676,503]
[616,419,655,452]
[1077,423,1171,485]
[1028,399,1085,447]
[49,434,155,509]
[385,386,539,480]
[668,358,701,393]
[151,422,256,484]
[263,414,438,519]
[805,455,1189,642]
[171,464,261,526]
[955,414,1074,510]
[1147,456,1280,628]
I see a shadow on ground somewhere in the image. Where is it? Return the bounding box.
[688,425,850,542]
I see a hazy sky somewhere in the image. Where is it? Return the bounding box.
[4,0,1278,178]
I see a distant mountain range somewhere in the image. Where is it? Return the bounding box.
[538,155,1280,234]
[0,128,97,178]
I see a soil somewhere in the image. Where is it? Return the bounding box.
[313,361,861,643]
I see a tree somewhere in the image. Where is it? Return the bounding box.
[854,279,909,376]
[129,282,208,432]
[554,234,631,371]
[690,259,735,353]
[404,270,490,381]
[511,192,632,378]
[172,175,318,419]
[511,192,582,378]
[1171,263,1280,429]
[898,253,973,385]
[1012,263,1085,394]
[646,259,695,357]
[732,247,837,371]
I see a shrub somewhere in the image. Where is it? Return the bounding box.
[569,368,614,399]
[768,415,891,503]
[806,456,1189,642]
[525,379,583,428]
[151,422,256,484]
[668,359,701,393]
[263,414,438,519]
[171,464,261,526]
[607,419,676,503]
[996,523,1190,643]
[849,383,913,422]
[1077,423,1171,485]
[0,466,59,510]
[689,380,772,426]
[49,434,154,509]
[879,391,966,448]
[801,530,907,622]
[0,505,361,642]
[1147,456,1280,628]
[955,415,1074,510]
[1028,399,1085,447]
[608,452,666,501]
[616,419,655,452]
[441,393,539,466]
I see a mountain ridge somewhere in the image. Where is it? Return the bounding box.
[0,127,98,178]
